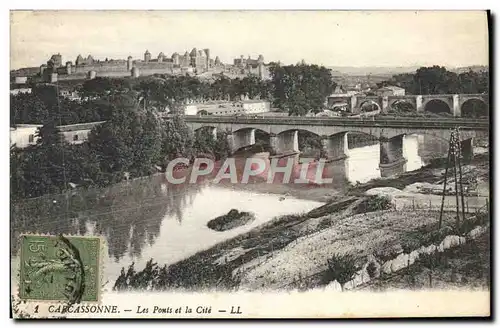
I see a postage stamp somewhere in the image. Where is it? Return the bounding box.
[18,234,101,303]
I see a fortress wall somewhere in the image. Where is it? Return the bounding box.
[73,62,128,74]
[57,73,87,81]
[135,62,174,70]
[138,68,174,76]
[95,71,131,78]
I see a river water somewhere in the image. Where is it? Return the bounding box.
[10,133,454,284]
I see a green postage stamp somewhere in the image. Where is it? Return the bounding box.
[18,234,102,303]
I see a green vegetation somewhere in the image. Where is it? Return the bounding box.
[269,62,336,116]
[353,195,394,214]
[379,66,488,95]
[378,66,489,118]
[325,253,359,290]
[10,106,231,200]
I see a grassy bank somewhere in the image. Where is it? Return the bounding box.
[359,231,490,291]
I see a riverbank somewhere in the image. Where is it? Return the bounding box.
[114,152,490,292]
[358,231,490,291]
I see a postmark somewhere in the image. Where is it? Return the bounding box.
[18,234,102,304]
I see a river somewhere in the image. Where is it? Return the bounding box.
[9,132,462,285]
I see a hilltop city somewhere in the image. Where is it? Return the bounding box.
[10,48,269,84]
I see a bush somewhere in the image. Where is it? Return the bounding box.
[354,195,394,214]
[318,217,332,230]
[325,253,359,289]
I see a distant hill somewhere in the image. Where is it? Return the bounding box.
[449,65,489,74]
[326,66,420,76]
[327,65,489,76]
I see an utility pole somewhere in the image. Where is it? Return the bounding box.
[438,128,465,230]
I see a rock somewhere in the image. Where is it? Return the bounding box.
[391,253,409,272]
[450,235,460,248]
[357,268,371,285]
[350,271,366,288]
[440,235,461,250]
[365,187,402,198]
[424,245,437,254]
[325,280,342,292]
[382,260,393,274]
[343,280,355,291]
[437,243,445,252]
[459,236,467,245]
[409,250,420,265]
[467,226,482,239]
[439,236,451,250]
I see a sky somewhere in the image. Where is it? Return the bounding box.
[10,10,489,70]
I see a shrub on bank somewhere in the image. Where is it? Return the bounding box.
[353,195,394,214]
[325,253,359,290]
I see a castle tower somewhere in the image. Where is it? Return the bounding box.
[50,53,62,67]
[258,63,264,80]
[257,54,264,64]
[76,54,84,66]
[127,56,133,71]
[39,64,47,76]
[144,50,151,63]
[214,56,221,66]
[172,52,180,66]
[158,52,164,63]
[204,48,210,68]
[65,61,72,75]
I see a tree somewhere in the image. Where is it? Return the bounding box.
[160,115,194,163]
[269,63,336,115]
[10,93,50,126]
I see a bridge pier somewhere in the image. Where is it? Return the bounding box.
[382,96,389,113]
[452,94,461,117]
[460,138,474,163]
[270,130,299,155]
[350,95,358,113]
[231,128,256,153]
[321,133,349,161]
[379,135,407,177]
[416,95,423,112]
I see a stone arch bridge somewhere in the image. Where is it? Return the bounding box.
[185,116,489,177]
[327,93,489,116]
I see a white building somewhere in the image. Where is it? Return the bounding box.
[185,100,271,116]
[10,88,32,96]
[57,122,106,144]
[10,124,42,148]
[10,121,105,148]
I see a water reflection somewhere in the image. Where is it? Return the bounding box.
[11,175,205,262]
[11,173,323,282]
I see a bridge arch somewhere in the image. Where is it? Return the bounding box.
[389,99,416,113]
[192,125,217,132]
[461,98,488,118]
[358,100,381,112]
[423,99,452,115]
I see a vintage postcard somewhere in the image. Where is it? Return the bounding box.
[10,10,490,319]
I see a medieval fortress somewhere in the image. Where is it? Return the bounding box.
[12,48,269,83]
